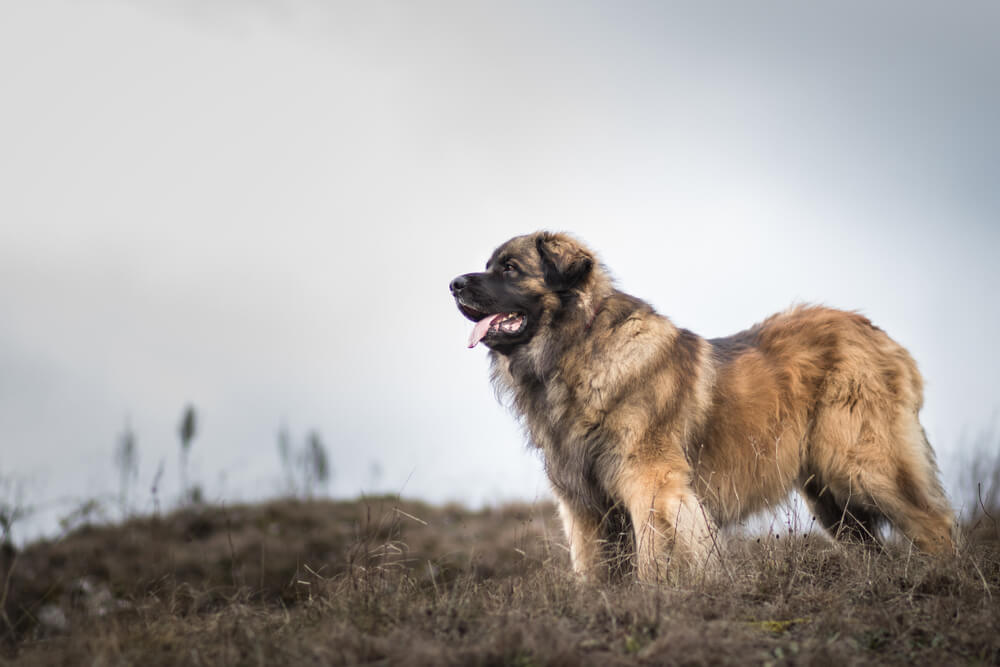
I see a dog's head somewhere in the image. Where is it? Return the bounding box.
[449,232,596,353]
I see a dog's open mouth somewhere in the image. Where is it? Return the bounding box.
[459,304,526,348]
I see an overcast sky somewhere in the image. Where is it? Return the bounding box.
[2,0,998,541]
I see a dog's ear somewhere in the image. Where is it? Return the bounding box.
[536,232,593,290]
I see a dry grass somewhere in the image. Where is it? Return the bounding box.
[1,495,998,666]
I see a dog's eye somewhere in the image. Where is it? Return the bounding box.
[503,263,517,275]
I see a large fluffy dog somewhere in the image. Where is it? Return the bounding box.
[450,231,955,582]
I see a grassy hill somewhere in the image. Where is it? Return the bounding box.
[1,496,998,665]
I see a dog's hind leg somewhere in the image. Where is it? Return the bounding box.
[867,423,955,554]
[800,472,885,546]
[807,401,955,554]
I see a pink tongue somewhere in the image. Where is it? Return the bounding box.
[468,314,501,348]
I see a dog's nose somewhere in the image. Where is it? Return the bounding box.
[450,275,468,294]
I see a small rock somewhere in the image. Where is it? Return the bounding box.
[37,604,68,633]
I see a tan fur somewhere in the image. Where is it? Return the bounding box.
[460,232,955,582]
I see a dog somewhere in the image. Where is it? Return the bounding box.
[450,231,955,581]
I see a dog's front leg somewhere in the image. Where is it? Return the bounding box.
[556,496,605,581]
[619,464,717,583]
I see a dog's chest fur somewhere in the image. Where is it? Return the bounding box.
[490,300,702,516]
[501,358,621,515]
